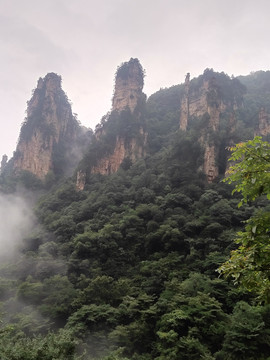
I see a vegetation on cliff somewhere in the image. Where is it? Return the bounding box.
[12,72,91,183]
[115,58,145,85]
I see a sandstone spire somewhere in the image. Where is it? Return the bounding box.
[76,58,147,189]
[179,70,244,182]
[91,59,147,175]
[180,73,190,131]
[112,58,145,113]
[13,73,80,180]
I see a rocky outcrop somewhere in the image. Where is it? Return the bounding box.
[112,58,145,113]
[203,144,219,182]
[256,108,270,135]
[180,76,227,132]
[76,59,147,190]
[13,73,80,179]
[90,137,130,175]
[91,129,147,175]
[0,155,8,174]
[179,70,243,182]
[179,75,220,181]
[180,73,190,131]
[76,170,86,191]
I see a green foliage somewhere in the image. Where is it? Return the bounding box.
[146,85,183,153]
[18,80,68,143]
[80,108,146,177]
[18,170,43,190]
[238,71,270,114]
[66,303,117,336]
[190,68,246,107]
[115,58,145,85]
[220,137,270,302]
[224,137,270,204]
[217,302,270,360]
[0,327,80,360]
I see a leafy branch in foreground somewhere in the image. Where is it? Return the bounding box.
[218,136,270,303]
[224,136,270,206]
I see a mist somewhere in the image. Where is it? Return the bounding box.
[0,193,35,260]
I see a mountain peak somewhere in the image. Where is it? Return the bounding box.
[112,58,145,113]
[12,73,81,180]
[37,72,62,91]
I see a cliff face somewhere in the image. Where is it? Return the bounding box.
[77,59,147,189]
[256,108,270,136]
[180,70,243,182]
[112,58,145,113]
[94,58,147,176]
[203,144,219,182]
[180,76,229,132]
[179,73,190,131]
[91,129,147,176]
[13,73,80,179]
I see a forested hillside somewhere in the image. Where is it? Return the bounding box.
[0,65,270,359]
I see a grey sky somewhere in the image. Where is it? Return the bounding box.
[1,0,270,158]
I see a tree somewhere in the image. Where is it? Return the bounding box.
[0,327,80,360]
[218,136,270,303]
[217,301,270,360]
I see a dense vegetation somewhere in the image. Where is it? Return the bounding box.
[0,70,270,359]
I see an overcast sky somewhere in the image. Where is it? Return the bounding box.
[1,0,270,158]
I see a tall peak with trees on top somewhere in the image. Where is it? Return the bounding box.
[12,73,86,181]
[112,57,145,113]
[76,58,147,189]
[179,69,246,182]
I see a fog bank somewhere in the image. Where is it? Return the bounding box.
[0,193,35,260]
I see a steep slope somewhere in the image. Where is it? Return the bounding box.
[112,57,145,113]
[13,73,84,180]
[180,69,246,182]
[256,108,270,135]
[77,58,147,189]
[238,71,270,137]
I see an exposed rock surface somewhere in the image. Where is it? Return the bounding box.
[13,73,80,179]
[180,77,227,132]
[91,129,147,176]
[179,73,190,131]
[76,59,147,190]
[256,108,270,135]
[95,59,146,174]
[203,144,219,182]
[76,170,86,191]
[112,58,145,113]
[180,71,242,182]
